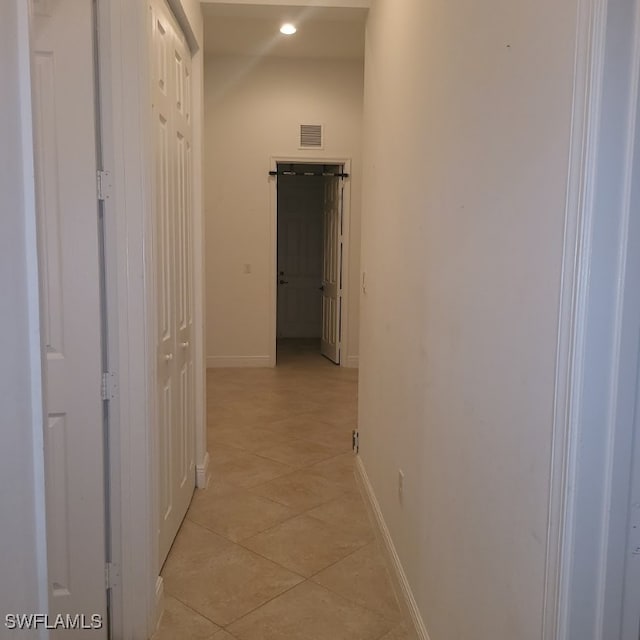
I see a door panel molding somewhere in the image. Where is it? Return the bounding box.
[151,0,196,569]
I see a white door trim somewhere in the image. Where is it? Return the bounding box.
[17,0,51,627]
[544,0,640,637]
[96,0,206,636]
[97,0,157,636]
[269,155,353,367]
[542,0,608,634]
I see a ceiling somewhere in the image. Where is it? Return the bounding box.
[202,3,368,60]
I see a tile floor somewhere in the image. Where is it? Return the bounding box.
[154,339,412,640]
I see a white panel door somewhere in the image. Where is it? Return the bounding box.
[151,0,196,567]
[32,0,107,635]
[320,177,343,364]
[277,176,324,338]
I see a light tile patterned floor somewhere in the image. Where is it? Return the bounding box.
[154,340,412,640]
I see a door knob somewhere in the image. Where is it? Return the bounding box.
[180,341,189,349]
[165,353,173,362]
[318,285,325,291]
[279,279,289,284]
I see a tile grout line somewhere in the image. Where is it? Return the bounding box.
[219,580,311,631]
[185,507,303,546]
[163,591,223,630]
[161,355,369,637]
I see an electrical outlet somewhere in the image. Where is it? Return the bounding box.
[398,469,405,504]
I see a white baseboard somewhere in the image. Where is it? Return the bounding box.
[153,575,164,635]
[355,456,429,640]
[207,355,273,368]
[345,355,359,368]
[196,451,210,489]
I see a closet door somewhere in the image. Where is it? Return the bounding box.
[32,0,108,632]
[151,0,195,567]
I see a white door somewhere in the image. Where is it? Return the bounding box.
[277,175,324,338]
[32,0,108,635]
[320,176,343,364]
[151,0,196,567]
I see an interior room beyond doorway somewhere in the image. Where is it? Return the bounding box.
[276,163,344,366]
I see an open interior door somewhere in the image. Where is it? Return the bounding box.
[320,175,343,364]
[32,0,108,634]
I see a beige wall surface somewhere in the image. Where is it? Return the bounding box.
[358,0,579,638]
[204,54,364,366]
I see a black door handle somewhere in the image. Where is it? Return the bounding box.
[279,279,289,284]
[318,285,325,291]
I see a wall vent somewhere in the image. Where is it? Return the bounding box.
[299,124,323,149]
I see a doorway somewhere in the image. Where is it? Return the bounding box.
[275,162,345,365]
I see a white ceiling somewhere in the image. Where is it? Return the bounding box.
[202,3,368,60]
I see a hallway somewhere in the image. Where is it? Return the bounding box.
[154,341,410,639]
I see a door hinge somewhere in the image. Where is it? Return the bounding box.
[101,371,118,401]
[97,170,112,201]
[105,562,120,590]
[352,430,359,454]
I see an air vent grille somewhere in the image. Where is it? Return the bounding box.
[300,124,323,149]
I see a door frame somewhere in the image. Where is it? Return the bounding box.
[95,0,207,637]
[544,0,640,637]
[269,155,353,367]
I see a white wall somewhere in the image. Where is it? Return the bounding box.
[0,1,48,634]
[359,0,579,638]
[204,54,363,366]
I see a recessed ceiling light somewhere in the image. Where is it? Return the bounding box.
[280,23,297,35]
